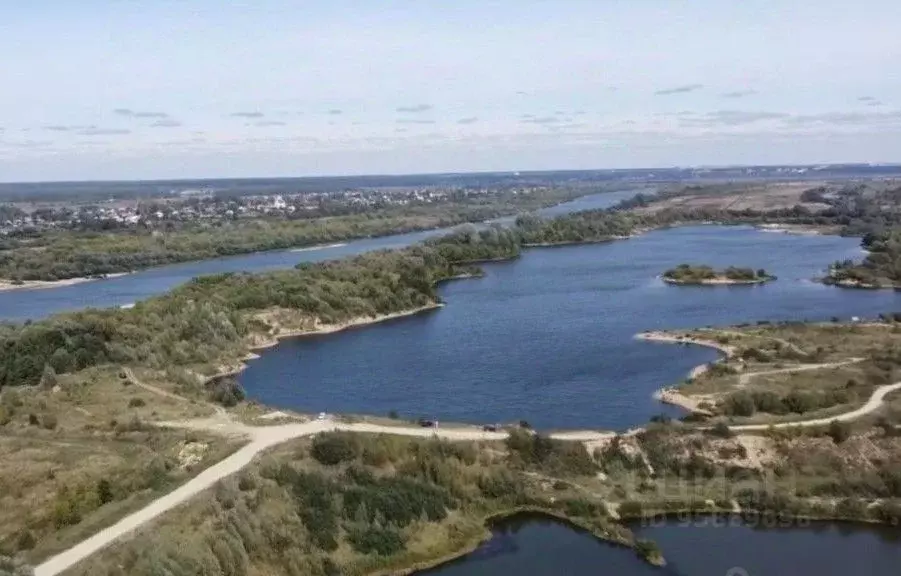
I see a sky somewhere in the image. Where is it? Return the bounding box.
[1,0,900,182]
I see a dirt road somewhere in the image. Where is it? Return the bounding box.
[34,380,901,576]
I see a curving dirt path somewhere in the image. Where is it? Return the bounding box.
[728,381,901,431]
[34,380,901,576]
[736,358,864,387]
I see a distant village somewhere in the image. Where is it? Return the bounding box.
[0,185,550,234]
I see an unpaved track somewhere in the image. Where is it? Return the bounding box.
[729,381,901,431]
[34,381,901,576]
[736,358,864,387]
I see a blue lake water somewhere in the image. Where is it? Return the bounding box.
[0,189,640,322]
[239,225,901,430]
[420,515,901,576]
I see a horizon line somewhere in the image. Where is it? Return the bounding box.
[2,161,901,187]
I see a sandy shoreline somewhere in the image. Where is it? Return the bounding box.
[636,331,734,413]
[0,272,130,293]
[289,242,348,253]
[662,276,773,286]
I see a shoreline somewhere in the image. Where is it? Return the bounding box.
[207,303,446,382]
[636,331,734,413]
[370,507,646,576]
[0,272,130,293]
[662,276,774,286]
[289,242,348,252]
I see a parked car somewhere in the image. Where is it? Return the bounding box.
[482,424,498,432]
[418,418,435,428]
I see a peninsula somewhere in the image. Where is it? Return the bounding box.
[662,264,776,285]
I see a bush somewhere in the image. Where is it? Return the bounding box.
[206,377,245,407]
[128,398,146,408]
[237,473,257,492]
[41,413,57,430]
[709,422,734,438]
[634,538,662,563]
[97,479,114,504]
[724,391,755,417]
[15,530,36,551]
[347,525,406,556]
[0,555,33,576]
[827,420,852,444]
[311,432,360,466]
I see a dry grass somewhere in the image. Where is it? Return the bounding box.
[660,322,901,425]
[639,181,830,214]
[0,365,241,562]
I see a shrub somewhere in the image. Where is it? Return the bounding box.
[634,538,662,563]
[237,473,257,492]
[724,391,755,417]
[347,525,406,556]
[207,377,245,407]
[97,479,114,504]
[15,530,36,551]
[41,413,57,430]
[827,420,852,444]
[709,422,734,438]
[311,432,360,466]
[128,398,146,408]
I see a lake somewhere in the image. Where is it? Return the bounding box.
[239,225,901,430]
[420,515,901,576]
[0,189,641,322]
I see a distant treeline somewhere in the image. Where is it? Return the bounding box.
[0,188,582,281]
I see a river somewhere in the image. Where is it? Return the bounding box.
[0,189,641,322]
[239,224,901,430]
[420,515,901,576]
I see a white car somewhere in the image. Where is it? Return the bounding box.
[317,412,327,421]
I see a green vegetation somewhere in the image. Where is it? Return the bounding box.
[657,320,901,424]
[67,433,631,576]
[5,181,901,573]
[827,229,901,287]
[0,366,237,564]
[663,264,774,285]
[0,187,581,282]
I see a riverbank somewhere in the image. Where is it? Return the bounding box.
[289,242,348,252]
[211,303,446,381]
[0,272,129,292]
[636,331,735,414]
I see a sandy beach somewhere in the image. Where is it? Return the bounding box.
[0,272,130,293]
[289,242,348,252]
[636,330,735,413]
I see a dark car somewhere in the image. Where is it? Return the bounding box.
[482,424,498,432]
[418,418,435,428]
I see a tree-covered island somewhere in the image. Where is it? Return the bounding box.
[662,264,776,285]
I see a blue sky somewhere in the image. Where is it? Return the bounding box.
[1,0,900,181]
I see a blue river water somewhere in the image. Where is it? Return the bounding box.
[239,224,900,430]
[0,190,640,322]
[420,515,901,576]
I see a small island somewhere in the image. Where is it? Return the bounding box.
[662,264,776,285]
